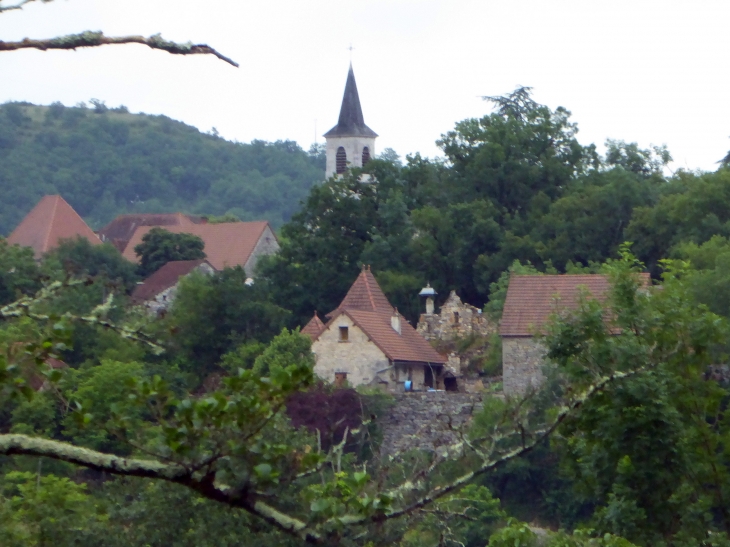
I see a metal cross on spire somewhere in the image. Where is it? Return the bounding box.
[348,43,355,62]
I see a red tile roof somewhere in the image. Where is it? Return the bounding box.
[342,309,446,364]
[301,312,326,340]
[327,266,393,318]
[317,268,445,364]
[7,195,101,258]
[500,273,651,337]
[131,259,213,303]
[122,222,274,271]
[97,213,205,252]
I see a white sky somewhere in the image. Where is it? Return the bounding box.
[1,0,729,171]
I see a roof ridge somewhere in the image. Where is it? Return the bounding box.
[43,196,60,253]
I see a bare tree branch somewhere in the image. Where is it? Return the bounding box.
[0,31,238,67]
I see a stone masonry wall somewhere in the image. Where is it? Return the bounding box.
[378,392,485,455]
[312,314,393,388]
[245,224,280,277]
[417,291,495,342]
[502,337,547,396]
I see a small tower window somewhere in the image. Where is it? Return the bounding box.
[339,326,349,342]
[453,311,460,324]
[362,146,371,166]
[336,147,347,174]
[335,372,347,387]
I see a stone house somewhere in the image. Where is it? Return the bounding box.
[122,221,279,277]
[131,259,215,315]
[308,267,447,391]
[7,195,101,258]
[500,273,650,396]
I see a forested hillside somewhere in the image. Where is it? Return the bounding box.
[0,101,325,235]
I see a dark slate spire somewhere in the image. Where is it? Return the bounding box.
[323,64,378,138]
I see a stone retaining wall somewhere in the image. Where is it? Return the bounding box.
[378,392,485,455]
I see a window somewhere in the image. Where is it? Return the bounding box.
[453,311,460,324]
[362,146,371,166]
[336,147,347,174]
[339,326,349,342]
[335,372,347,388]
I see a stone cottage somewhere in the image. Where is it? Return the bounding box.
[131,259,215,315]
[308,267,447,391]
[500,273,650,396]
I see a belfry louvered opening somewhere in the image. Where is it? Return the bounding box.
[336,147,347,174]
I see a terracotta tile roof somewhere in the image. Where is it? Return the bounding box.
[7,195,101,258]
[301,312,326,340]
[131,259,213,303]
[500,273,651,337]
[327,266,393,318]
[338,309,446,364]
[97,213,205,252]
[122,222,274,271]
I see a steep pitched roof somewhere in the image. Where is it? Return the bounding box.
[122,221,275,271]
[97,213,205,252]
[301,312,326,340]
[131,259,213,303]
[327,267,393,318]
[500,274,651,337]
[323,64,378,138]
[7,195,101,258]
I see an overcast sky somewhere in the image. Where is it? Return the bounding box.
[2,0,729,171]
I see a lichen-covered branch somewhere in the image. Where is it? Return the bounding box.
[0,433,186,479]
[0,31,238,67]
[0,0,43,13]
[0,433,321,543]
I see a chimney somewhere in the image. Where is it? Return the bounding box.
[418,283,437,315]
[391,308,401,335]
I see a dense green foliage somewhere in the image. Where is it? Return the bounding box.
[134,227,206,277]
[0,101,325,235]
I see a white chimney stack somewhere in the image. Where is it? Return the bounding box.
[391,309,401,335]
[419,283,437,315]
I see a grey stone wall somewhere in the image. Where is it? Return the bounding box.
[502,337,547,396]
[378,392,485,455]
[312,314,394,388]
[245,224,280,277]
[417,291,495,342]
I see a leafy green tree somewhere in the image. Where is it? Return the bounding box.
[437,86,596,214]
[134,228,206,278]
[0,471,105,547]
[165,267,290,377]
[544,250,730,544]
[43,237,139,293]
[0,238,42,306]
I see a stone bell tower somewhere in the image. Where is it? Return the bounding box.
[323,64,378,178]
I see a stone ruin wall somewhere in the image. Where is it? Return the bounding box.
[417,290,496,343]
[378,391,486,455]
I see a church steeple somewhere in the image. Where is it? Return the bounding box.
[324,64,378,139]
[324,65,378,178]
